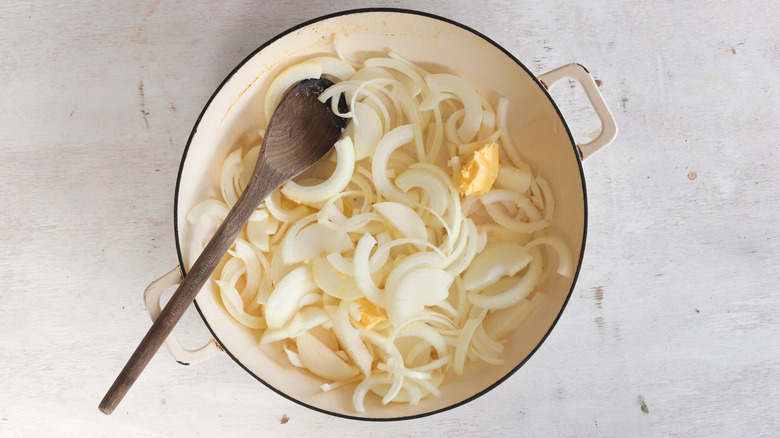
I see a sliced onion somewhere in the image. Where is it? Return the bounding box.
[458,130,501,155]
[425,74,482,143]
[467,248,543,310]
[483,292,546,340]
[418,91,456,111]
[479,109,496,139]
[186,199,230,225]
[311,256,363,300]
[353,233,384,306]
[269,248,296,286]
[390,83,427,162]
[394,321,450,359]
[265,188,309,223]
[325,251,355,276]
[265,61,323,120]
[444,108,465,146]
[535,176,556,222]
[307,56,357,81]
[246,215,278,252]
[478,223,531,246]
[227,239,262,302]
[496,165,532,194]
[384,252,442,296]
[376,362,432,382]
[352,374,393,412]
[282,136,356,206]
[365,57,425,96]
[525,236,573,278]
[394,167,450,216]
[369,379,424,405]
[426,105,445,162]
[347,101,384,160]
[471,324,504,357]
[443,218,479,277]
[485,203,549,234]
[480,190,548,233]
[469,345,505,366]
[220,149,243,207]
[386,266,454,325]
[246,243,273,308]
[284,343,304,367]
[333,212,385,250]
[327,301,373,376]
[496,97,531,171]
[453,308,487,375]
[260,306,330,344]
[297,330,359,381]
[320,376,363,392]
[309,325,339,351]
[238,145,262,191]
[280,214,316,263]
[316,193,350,227]
[409,163,462,241]
[371,124,417,204]
[264,265,319,329]
[215,280,267,329]
[461,241,532,291]
[373,202,428,244]
[408,374,444,398]
[283,220,352,265]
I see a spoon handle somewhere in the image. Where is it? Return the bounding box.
[99,165,283,415]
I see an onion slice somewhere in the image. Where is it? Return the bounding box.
[297,331,359,381]
[264,265,319,329]
[425,74,482,143]
[467,249,544,310]
[373,202,428,243]
[327,301,373,376]
[347,101,384,160]
[371,125,417,204]
[282,136,356,206]
[386,266,454,324]
[264,61,324,120]
[311,256,363,300]
[461,242,532,291]
[353,233,384,306]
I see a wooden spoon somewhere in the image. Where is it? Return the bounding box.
[99,78,347,415]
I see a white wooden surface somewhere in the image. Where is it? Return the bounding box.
[1,1,778,436]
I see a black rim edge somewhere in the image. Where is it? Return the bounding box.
[172,6,589,422]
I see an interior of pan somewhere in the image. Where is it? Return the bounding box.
[173,8,586,420]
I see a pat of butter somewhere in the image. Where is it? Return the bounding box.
[355,298,386,330]
[458,142,499,196]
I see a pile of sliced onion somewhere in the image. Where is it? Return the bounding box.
[187,45,573,413]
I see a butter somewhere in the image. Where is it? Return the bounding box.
[354,298,386,330]
[458,142,500,195]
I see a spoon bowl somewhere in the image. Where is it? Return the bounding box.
[99,77,347,415]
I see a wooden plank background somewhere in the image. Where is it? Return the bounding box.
[1,1,778,436]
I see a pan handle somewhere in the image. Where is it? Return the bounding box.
[143,266,224,365]
[537,63,618,160]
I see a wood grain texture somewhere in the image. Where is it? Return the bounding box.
[1,0,779,436]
